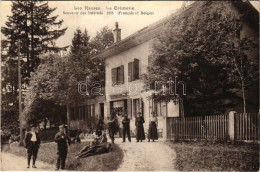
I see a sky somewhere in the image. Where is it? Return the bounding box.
[1,1,259,48]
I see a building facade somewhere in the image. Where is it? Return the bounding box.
[67,1,259,139]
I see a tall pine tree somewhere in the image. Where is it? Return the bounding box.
[2,1,67,77]
[1,1,67,132]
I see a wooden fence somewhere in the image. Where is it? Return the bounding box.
[167,113,259,142]
[234,113,260,141]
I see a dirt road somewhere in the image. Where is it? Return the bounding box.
[1,152,53,171]
[116,138,176,171]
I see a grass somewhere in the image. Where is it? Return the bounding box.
[2,141,123,171]
[166,141,259,171]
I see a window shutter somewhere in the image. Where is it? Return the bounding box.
[128,62,133,82]
[134,59,139,80]
[111,68,116,85]
[119,65,124,84]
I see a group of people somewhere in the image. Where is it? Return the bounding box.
[23,111,158,170]
[107,111,159,143]
[24,124,71,170]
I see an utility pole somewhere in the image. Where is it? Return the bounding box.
[18,40,24,146]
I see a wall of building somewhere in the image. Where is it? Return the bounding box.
[105,38,180,136]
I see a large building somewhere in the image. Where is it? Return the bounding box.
[67,1,259,139]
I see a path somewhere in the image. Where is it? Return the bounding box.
[115,138,176,171]
[1,152,53,171]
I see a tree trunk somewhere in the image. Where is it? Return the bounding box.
[25,2,30,75]
[30,2,34,72]
[241,79,246,113]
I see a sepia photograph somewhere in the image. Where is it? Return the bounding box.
[0,0,259,171]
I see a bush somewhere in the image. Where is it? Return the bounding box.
[38,128,58,141]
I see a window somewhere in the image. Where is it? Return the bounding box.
[85,104,95,118]
[128,59,139,82]
[112,65,124,85]
[133,98,143,118]
[79,106,85,120]
[149,99,167,117]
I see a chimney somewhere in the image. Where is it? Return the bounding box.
[113,22,121,43]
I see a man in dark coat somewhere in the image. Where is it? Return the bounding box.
[107,116,116,144]
[24,124,41,168]
[54,125,71,170]
[122,114,131,142]
[135,112,145,142]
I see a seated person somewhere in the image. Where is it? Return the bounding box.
[77,142,112,159]
[77,131,111,159]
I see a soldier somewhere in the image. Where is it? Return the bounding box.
[24,124,41,168]
[54,125,71,170]
[122,114,131,142]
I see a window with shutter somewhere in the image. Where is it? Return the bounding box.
[119,65,124,84]
[134,59,139,80]
[111,68,117,85]
[128,62,133,82]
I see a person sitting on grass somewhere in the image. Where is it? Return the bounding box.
[77,131,111,159]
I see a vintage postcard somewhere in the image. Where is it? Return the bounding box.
[1,0,259,171]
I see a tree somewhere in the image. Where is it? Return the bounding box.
[90,26,114,55]
[2,1,67,76]
[1,1,67,134]
[143,1,258,116]
[23,26,114,126]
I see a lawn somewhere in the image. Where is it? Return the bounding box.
[2,141,123,171]
[167,141,259,171]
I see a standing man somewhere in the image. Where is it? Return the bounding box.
[24,124,41,168]
[54,125,71,170]
[122,114,131,142]
[107,116,116,144]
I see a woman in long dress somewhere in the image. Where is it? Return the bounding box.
[135,112,145,142]
[148,112,158,142]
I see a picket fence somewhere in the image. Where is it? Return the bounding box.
[234,113,260,141]
[166,113,259,142]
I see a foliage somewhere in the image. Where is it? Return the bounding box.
[1,1,67,77]
[71,28,91,55]
[167,141,259,171]
[143,2,258,116]
[1,1,67,129]
[90,26,114,55]
[23,26,114,124]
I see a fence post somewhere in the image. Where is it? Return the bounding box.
[228,111,236,141]
[163,117,167,141]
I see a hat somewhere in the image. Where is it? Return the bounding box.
[59,125,65,129]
